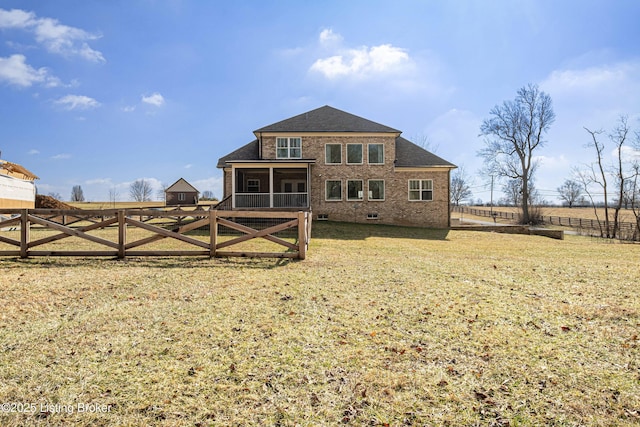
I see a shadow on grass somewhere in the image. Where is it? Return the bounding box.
[311,220,450,241]
[0,255,295,270]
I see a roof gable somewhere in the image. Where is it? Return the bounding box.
[165,178,199,193]
[0,160,38,181]
[254,105,400,134]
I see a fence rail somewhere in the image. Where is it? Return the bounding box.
[0,208,312,259]
[452,206,639,240]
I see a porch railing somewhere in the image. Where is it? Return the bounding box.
[235,193,308,209]
[274,193,308,208]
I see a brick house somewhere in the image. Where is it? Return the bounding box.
[216,106,456,228]
[165,178,199,206]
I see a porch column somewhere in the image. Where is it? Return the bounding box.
[307,166,311,209]
[269,167,274,208]
[231,165,236,209]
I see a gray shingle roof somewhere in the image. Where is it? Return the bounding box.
[216,139,260,168]
[394,137,456,168]
[217,107,456,169]
[254,105,400,134]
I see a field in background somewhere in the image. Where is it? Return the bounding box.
[68,201,219,210]
[460,205,638,223]
[1,222,639,426]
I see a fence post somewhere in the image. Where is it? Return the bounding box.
[20,209,29,259]
[117,210,126,259]
[298,211,307,260]
[209,209,217,258]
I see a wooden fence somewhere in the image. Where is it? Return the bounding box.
[0,208,312,259]
[452,206,639,240]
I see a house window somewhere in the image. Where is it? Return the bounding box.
[325,144,342,164]
[325,180,342,201]
[367,213,379,220]
[368,144,384,164]
[318,214,329,220]
[247,179,260,192]
[276,137,302,159]
[368,180,385,201]
[347,180,363,200]
[178,193,186,201]
[346,144,363,164]
[408,179,433,201]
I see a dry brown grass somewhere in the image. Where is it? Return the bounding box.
[1,222,639,426]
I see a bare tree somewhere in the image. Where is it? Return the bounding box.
[450,166,473,206]
[156,183,168,202]
[70,185,85,202]
[130,179,153,202]
[501,179,522,206]
[479,83,555,224]
[610,116,630,238]
[629,161,640,240]
[48,192,62,200]
[410,133,439,154]
[577,127,610,237]
[201,190,216,200]
[579,116,632,239]
[557,179,583,207]
[108,187,119,207]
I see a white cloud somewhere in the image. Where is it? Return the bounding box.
[311,43,411,80]
[28,149,40,155]
[121,105,136,113]
[543,64,631,93]
[0,8,35,28]
[318,28,342,47]
[309,29,413,80]
[617,145,640,163]
[51,153,71,160]
[540,60,640,121]
[0,8,105,62]
[0,54,60,87]
[184,164,192,169]
[85,178,113,185]
[142,92,165,107]
[54,94,101,111]
[192,176,224,199]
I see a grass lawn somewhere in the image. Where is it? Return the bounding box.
[0,222,638,426]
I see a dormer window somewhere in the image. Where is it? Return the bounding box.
[276,137,302,159]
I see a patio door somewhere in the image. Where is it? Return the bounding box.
[281,180,306,193]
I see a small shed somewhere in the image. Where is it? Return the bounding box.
[0,159,38,209]
[165,178,199,206]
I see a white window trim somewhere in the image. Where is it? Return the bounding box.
[408,179,433,201]
[367,143,384,165]
[346,143,363,165]
[325,143,342,165]
[247,179,260,192]
[367,179,385,201]
[325,179,342,201]
[347,179,364,201]
[276,137,302,159]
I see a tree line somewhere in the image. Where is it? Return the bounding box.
[449,83,640,240]
[46,179,217,205]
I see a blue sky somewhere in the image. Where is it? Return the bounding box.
[1,0,639,203]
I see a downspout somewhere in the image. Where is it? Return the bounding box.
[447,168,452,228]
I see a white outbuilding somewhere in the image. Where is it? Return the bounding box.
[0,159,38,209]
